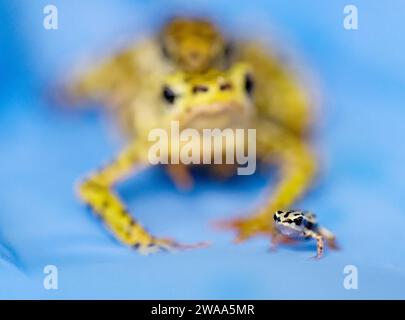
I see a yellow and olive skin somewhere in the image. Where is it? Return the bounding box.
[69,18,319,253]
[76,63,317,253]
[160,17,229,72]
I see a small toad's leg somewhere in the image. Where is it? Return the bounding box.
[304,230,324,259]
[318,226,339,250]
[78,143,207,254]
[218,122,317,242]
[165,164,194,191]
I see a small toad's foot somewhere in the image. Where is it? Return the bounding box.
[309,254,323,261]
[214,214,275,243]
[318,227,340,251]
[326,238,340,250]
[309,239,339,260]
[133,237,210,255]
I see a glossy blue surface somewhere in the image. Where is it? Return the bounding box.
[1,0,405,299]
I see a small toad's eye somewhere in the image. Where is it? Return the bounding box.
[244,73,254,96]
[162,86,176,104]
[294,216,303,226]
[273,214,277,221]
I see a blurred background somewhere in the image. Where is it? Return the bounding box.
[1,0,405,299]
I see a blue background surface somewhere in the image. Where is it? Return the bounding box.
[1,0,405,299]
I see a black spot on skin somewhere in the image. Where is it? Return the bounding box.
[294,216,303,226]
[285,219,293,224]
[219,83,232,91]
[192,85,208,94]
[283,212,290,218]
[276,210,283,214]
[273,214,277,221]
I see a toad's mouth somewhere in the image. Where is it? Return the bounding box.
[179,102,251,130]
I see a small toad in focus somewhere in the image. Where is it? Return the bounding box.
[273,210,338,259]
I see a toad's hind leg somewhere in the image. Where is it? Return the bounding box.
[78,143,207,254]
[318,226,339,250]
[217,122,317,242]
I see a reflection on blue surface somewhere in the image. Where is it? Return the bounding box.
[1,0,405,299]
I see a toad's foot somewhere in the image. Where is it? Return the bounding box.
[133,237,210,255]
[326,238,340,251]
[214,213,275,243]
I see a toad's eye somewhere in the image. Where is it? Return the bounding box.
[294,216,303,226]
[244,73,254,96]
[162,86,176,104]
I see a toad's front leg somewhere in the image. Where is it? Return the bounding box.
[77,143,207,254]
[303,230,325,259]
[217,122,317,243]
